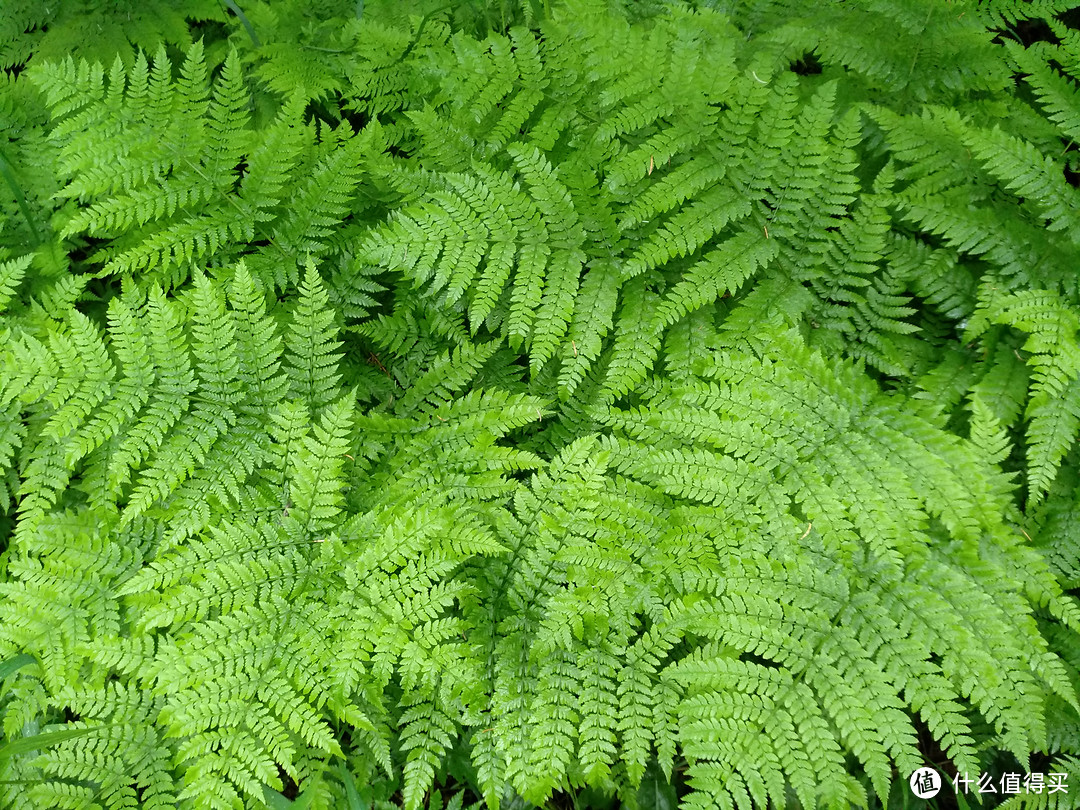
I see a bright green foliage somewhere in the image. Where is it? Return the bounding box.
[0,0,225,70]
[30,42,377,291]
[3,1,1080,810]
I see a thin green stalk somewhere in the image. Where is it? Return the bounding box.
[221,0,261,47]
[0,147,41,246]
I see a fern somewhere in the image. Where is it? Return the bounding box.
[31,43,378,291]
[967,289,1080,504]
[4,1,1080,809]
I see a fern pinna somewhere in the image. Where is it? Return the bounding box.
[3,1,1080,809]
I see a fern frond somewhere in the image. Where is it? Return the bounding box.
[1009,42,1080,143]
[285,264,344,415]
[964,125,1080,242]
[0,254,30,312]
[4,4,1080,809]
[969,289,1080,502]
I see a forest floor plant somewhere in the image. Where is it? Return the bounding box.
[2,1,1080,808]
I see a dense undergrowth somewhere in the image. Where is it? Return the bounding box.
[2,1,1080,808]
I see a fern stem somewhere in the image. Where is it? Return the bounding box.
[221,0,261,48]
[0,146,42,246]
